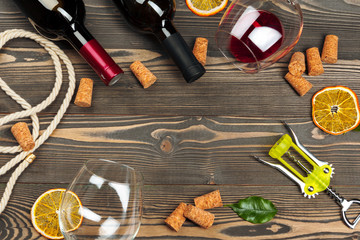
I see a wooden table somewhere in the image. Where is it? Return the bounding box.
[1,0,360,239]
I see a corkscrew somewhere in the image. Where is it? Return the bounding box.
[253,121,360,229]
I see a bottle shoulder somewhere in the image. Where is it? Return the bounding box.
[114,0,176,32]
[14,0,86,35]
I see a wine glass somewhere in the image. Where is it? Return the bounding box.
[215,0,303,73]
[59,159,143,239]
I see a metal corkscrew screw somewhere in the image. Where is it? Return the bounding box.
[326,186,360,229]
[326,186,343,204]
[253,121,360,229]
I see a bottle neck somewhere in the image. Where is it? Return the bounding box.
[153,19,177,42]
[55,6,92,50]
[64,21,93,51]
[152,19,205,83]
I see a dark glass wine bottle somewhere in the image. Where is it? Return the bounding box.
[14,0,124,86]
[113,0,205,83]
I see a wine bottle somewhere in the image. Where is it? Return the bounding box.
[14,0,124,86]
[113,0,205,83]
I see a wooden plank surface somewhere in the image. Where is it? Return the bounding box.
[1,116,360,186]
[1,0,360,117]
[2,184,360,239]
[1,0,360,239]
[0,116,360,239]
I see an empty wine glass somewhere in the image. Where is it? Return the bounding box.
[215,0,303,73]
[59,159,143,239]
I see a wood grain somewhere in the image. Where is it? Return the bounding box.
[1,184,360,239]
[0,116,360,186]
[1,0,360,239]
[1,115,360,238]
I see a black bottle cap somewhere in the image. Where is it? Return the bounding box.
[163,32,206,83]
[182,63,205,83]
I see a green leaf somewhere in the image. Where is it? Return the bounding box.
[353,125,360,131]
[225,196,277,224]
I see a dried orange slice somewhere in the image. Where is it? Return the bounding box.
[31,188,83,239]
[312,86,360,135]
[186,0,228,17]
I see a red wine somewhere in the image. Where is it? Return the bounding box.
[14,0,124,86]
[229,10,284,63]
[112,0,205,83]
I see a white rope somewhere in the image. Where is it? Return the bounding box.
[0,29,76,214]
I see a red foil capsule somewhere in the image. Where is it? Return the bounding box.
[79,39,124,86]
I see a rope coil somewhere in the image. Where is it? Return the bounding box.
[0,29,76,214]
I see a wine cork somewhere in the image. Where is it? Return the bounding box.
[184,204,215,229]
[321,34,338,64]
[74,78,93,107]
[130,61,157,88]
[284,72,312,96]
[194,190,223,209]
[288,52,305,76]
[306,47,324,76]
[193,37,208,66]
[164,202,187,232]
[11,122,35,151]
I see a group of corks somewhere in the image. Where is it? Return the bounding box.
[165,190,222,232]
[285,34,338,96]
[9,78,94,151]
[72,37,208,108]
[10,36,337,150]
[7,77,92,150]
[130,37,208,89]
[10,38,209,150]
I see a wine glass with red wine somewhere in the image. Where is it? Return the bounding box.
[215,0,303,73]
